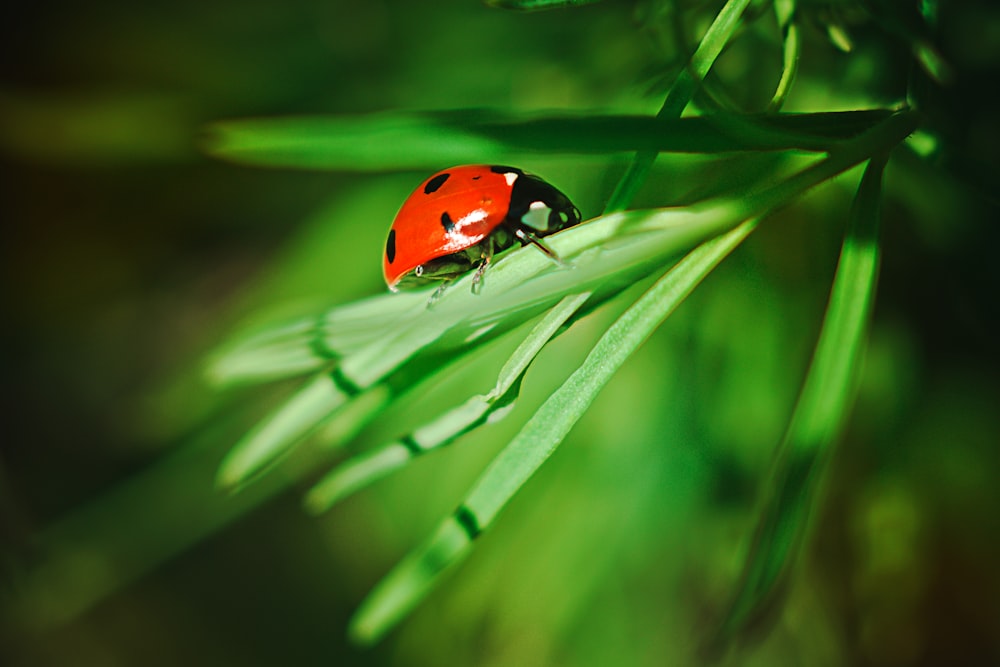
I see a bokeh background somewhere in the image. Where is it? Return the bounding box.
[3,1,999,665]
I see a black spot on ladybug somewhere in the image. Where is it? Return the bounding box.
[472,174,481,180]
[385,229,396,264]
[424,172,450,194]
[441,211,456,232]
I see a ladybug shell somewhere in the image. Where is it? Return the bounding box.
[383,165,578,290]
[383,165,516,289]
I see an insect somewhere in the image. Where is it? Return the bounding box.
[383,165,582,292]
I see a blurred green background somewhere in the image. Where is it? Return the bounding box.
[2,0,999,665]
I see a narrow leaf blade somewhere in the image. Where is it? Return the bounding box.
[711,155,888,646]
[216,374,349,488]
[349,219,757,645]
[203,110,891,171]
[304,293,591,512]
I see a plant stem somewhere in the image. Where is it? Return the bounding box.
[604,0,754,213]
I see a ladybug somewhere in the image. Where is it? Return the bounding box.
[383,165,581,292]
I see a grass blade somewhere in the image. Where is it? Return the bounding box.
[214,111,918,491]
[213,204,742,489]
[710,154,889,648]
[203,110,891,171]
[215,374,353,488]
[768,0,800,112]
[303,293,591,513]
[348,219,757,645]
[208,291,427,386]
[605,0,754,212]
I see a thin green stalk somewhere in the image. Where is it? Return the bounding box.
[736,110,916,219]
[768,0,800,112]
[214,110,918,491]
[303,293,591,513]
[709,153,889,649]
[348,219,757,645]
[605,0,754,212]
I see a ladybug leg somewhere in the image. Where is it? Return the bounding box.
[471,263,488,294]
[514,227,569,267]
[471,235,496,295]
[428,281,451,305]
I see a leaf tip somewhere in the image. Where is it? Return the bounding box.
[302,488,333,516]
[346,614,382,647]
[214,456,248,492]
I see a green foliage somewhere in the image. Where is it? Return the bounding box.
[710,153,889,651]
[6,0,999,666]
[204,110,892,170]
[205,0,925,650]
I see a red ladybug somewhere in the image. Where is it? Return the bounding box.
[383,165,581,292]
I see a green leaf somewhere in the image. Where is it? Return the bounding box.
[710,154,889,648]
[864,0,952,83]
[348,219,757,645]
[212,204,742,489]
[303,292,591,513]
[208,203,741,389]
[207,110,884,386]
[203,110,891,171]
[826,23,853,53]
[216,376,367,489]
[212,110,918,491]
[605,0,755,212]
[341,111,919,645]
[207,291,427,385]
[768,0,800,112]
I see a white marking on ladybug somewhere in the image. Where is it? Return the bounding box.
[456,208,489,231]
[520,200,554,232]
[502,171,519,187]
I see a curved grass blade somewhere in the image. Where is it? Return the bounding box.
[209,112,918,393]
[215,315,449,489]
[208,204,729,390]
[203,112,504,171]
[214,111,918,489]
[865,0,952,84]
[911,40,951,84]
[216,373,362,489]
[208,291,427,386]
[708,154,889,650]
[213,207,731,489]
[348,219,757,645]
[203,110,890,171]
[605,0,754,212]
[303,292,591,513]
[342,112,917,644]
[768,0,800,112]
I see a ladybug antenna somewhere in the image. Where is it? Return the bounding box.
[514,228,569,267]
